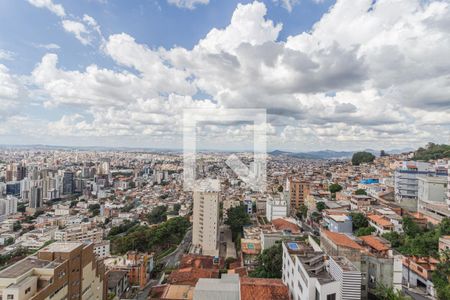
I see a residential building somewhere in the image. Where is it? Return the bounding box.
[402,256,439,298]
[0,242,106,300]
[417,176,449,222]
[104,252,154,289]
[192,191,219,256]
[193,274,240,300]
[289,178,310,210]
[266,194,288,222]
[282,240,361,300]
[107,270,129,300]
[323,213,353,234]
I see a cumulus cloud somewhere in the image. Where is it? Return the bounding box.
[167,0,209,9]
[19,0,450,149]
[27,0,65,17]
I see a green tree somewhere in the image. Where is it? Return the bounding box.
[355,226,376,236]
[402,216,422,237]
[147,205,168,224]
[13,221,22,232]
[329,183,343,193]
[374,283,412,300]
[349,212,368,230]
[355,189,367,195]
[225,205,251,240]
[277,185,283,192]
[296,205,308,220]
[316,202,326,212]
[432,251,450,300]
[250,243,283,278]
[382,232,403,248]
[352,151,375,165]
[414,143,450,161]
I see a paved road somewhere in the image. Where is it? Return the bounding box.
[159,228,192,268]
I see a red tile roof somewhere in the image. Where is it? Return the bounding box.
[240,277,290,300]
[272,218,301,233]
[322,230,364,250]
[360,235,389,252]
[167,267,219,286]
[367,214,393,227]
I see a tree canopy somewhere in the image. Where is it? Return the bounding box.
[414,143,450,161]
[225,204,251,238]
[250,243,283,278]
[355,189,367,195]
[351,151,375,165]
[147,205,168,224]
[111,217,190,254]
[349,212,368,230]
[316,202,326,212]
[329,183,343,193]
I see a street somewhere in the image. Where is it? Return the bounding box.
[159,228,192,268]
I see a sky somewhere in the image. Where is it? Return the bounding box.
[0,0,449,151]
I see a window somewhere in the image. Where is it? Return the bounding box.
[7,295,13,300]
[25,287,31,294]
[327,293,336,300]
[315,288,320,300]
[297,280,303,292]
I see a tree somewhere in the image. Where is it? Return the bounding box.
[250,243,283,278]
[432,251,450,300]
[173,203,181,213]
[296,205,308,220]
[414,143,450,161]
[13,221,22,232]
[402,216,422,237]
[382,232,403,248]
[316,202,326,212]
[277,185,283,192]
[355,226,376,236]
[374,283,412,300]
[355,189,367,195]
[329,183,342,193]
[147,205,168,224]
[349,212,368,230]
[225,205,251,240]
[352,151,375,165]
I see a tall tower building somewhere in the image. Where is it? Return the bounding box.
[289,178,310,210]
[62,171,75,195]
[192,191,219,256]
[30,186,43,209]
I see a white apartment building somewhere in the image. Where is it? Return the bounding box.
[54,224,103,244]
[266,194,288,222]
[94,240,111,258]
[282,240,361,300]
[0,196,18,216]
[417,175,449,222]
[192,191,219,256]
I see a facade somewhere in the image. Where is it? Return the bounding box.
[394,161,446,211]
[266,195,288,222]
[289,179,310,210]
[324,215,353,234]
[0,242,105,300]
[54,225,104,244]
[0,196,18,216]
[282,240,361,300]
[104,252,154,289]
[417,176,449,222]
[192,191,219,256]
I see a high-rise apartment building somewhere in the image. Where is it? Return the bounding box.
[30,186,43,210]
[0,242,106,300]
[62,171,74,195]
[0,196,18,216]
[289,178,310,211]
[192,191,219,256]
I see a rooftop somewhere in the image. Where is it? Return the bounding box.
[0,257,60,278]
[240,277,289,300]
[322,230,364,250]
[41,242,84,253]
[359,235,390,252]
